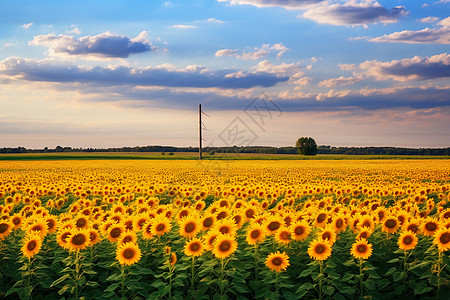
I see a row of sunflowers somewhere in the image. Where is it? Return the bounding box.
[0,159,449,299]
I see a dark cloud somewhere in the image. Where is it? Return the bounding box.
[0,57,288,89]
[30,31,156,58]
[302,2,407,26]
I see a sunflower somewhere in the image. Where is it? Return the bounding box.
[265,251,290,272]
[151,216,172,236]
[314,211,328,228]
[275,226,291,245]
[422,218,441,237]
[332,215,347,233]
[26,218,48,238]
[231,213,245,228]
[357,215,375,232]
[318,226,337,245]
[245,223,266,245]
[74,215,89,229]
[116,242,142,265]
[179,216,201,238]
[88,229,101,246]
[398,231,418,251]
[403,219,422,234]
[133,214,149,231]
[11,214,23,230]
[212,218,237,236]
[0,220,12,240]
[66,229,90,251]
[201,214,216,231]
[169,252,177,266]
[45,216,58,234]
[213,234,238,259]
[142,219,154,240]
[382,216,399,234]
[204,230,220,251]
[307,238,332,261]
[106,223,125,243]
[118,230,137,245]
[21,234,42,258]
[184,238,204,257]
[290,221,311,242]
[265,216,282,235]
[350,238,373,260]
[356,227,372,240]
[433,227,450,252]
[56,228,73,249]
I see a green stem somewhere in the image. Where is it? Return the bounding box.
[436,251,443,297]
[74,250,80,299]
[275,272,280,298]
[318,260,324,300]
[359,258,364,297]
[190,256,195,293]
[120,265,126,299]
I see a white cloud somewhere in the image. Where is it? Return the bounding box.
[319,75,362,87]
[419,16,440,23]
[215,43,288,60]
[370,17,450,44]
[301,1,408,27]
[207,18,224,23]
[172,25,197,29]
[217,0,326,10]
[22,23,33,29]
[29,31,157,59]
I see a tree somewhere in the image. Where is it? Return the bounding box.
[296,137,317,156]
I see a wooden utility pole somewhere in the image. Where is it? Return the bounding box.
[199,104,202,160]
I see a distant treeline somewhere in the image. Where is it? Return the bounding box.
[1,145,450,155]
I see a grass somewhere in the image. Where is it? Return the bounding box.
[0,152,449,161]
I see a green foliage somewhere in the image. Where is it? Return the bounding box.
[296,137,318,156]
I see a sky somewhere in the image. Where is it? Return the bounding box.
[0,0,449,149]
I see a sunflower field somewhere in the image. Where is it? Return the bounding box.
[0,159,449,299]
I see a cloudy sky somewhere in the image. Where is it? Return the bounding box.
[1,0,449,149]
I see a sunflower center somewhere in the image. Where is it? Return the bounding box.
[425,222,437,231]
[322,232,331,240]
[123,236,133,243]
[315,244,326,254]
[72,233,87,245]
[407,224,418,233]
[219,226,230,234]
[336,219,343,228]
[317,213,326,223]
[156,224,165,232]
[294,226,305,236]
[357,244,367,253]
[444,211,450,219]
[190,242,200,252]
[360,232,368,239]
[110,228,122,238]
[27,240,37,251]
[180,210,189,218]
[272,257,282,266]
[76,218,86,228]
[233,215,242,224]
[217,212,227,220]
[89,232,97,242]
[268,221,281,231]
[0,224,8,233]
[403,236,413,245]
[47,219,55,230]
[440,232,450,244]
[13,218,21,225]
[219,241,231,252]
[362,220,371,228]
[245,209,255,218]
[385,219,397,228]
[61,232,71,242]
[250,230,261,239]
[123,248,135,259]
[185,222,196,233]
[280,231,290,240]
[203,217,213,228]
[398,216,405,225]
[31,225,43,232]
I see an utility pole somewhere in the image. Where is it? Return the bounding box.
[199,104,202,160]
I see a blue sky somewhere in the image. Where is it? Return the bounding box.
[0,0,449,148]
